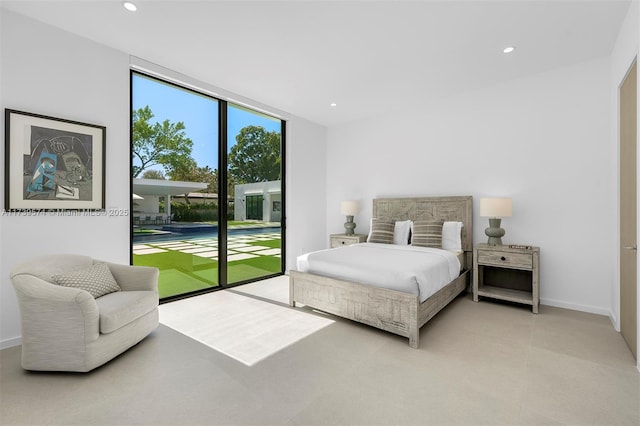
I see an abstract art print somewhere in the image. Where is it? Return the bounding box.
[4,109,105,210]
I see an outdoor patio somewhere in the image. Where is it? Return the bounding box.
[133,228,281,299]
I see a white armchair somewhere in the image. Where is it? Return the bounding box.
[10,254,159,372]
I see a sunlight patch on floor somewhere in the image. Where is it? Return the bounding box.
[159,286,333,366]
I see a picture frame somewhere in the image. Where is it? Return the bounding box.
[4,109,106,211]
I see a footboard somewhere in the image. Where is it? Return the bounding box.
[418,269,468,327]
[289,270,420,348]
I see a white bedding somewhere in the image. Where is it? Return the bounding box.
[296,243,461,303]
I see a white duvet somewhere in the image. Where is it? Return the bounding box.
[296,243,461,303]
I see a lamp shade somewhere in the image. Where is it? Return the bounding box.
[340,200,360,216]
[480,197,512,218]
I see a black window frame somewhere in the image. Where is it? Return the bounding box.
[129,70,286,302]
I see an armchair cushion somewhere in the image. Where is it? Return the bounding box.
[52,262,121,298]
[95,291,159,334]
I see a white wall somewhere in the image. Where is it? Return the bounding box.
[135,197,161,214]
[0,10,131,347]
[285,118,327,270]
[234,180,282,222]
[0,10,328,347]
[0,7,5,341]
[326,56,615,316]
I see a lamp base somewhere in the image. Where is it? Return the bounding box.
[485,218,505,245]
[344,215,356,235]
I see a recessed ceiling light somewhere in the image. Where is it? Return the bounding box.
[330,103,337,107]
[503,46,515,54]
[122,1,137,12]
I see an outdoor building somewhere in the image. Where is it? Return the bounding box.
[234,180,281,222]
[132,178,208,223]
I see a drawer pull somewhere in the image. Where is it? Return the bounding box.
[501,256,506,261]
[341,241,345,244]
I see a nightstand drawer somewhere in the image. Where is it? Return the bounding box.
[332,237,355,247]
[330,234,367,248]
[477,251,533,270]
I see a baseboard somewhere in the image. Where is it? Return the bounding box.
[0,336,21,350]
[540,298,610,317]
[608,310,620,331]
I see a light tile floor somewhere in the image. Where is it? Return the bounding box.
[2,277,637,425]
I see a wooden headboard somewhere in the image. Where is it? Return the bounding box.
[372,196,473,264]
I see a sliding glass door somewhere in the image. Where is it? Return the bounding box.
[226,104,283,285]
[130,72,284,300]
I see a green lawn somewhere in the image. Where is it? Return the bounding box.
[247,239,281,249]
[134,236,281,299]
[134,250,218,298]
[228,255,281,284]
[133,229,159,234]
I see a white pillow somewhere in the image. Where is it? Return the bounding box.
[441,221,463,251]
[393,220,412,245]
[366,219,413,245]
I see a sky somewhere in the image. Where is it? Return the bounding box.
[132,73,281,173]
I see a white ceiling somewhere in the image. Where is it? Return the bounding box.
[1,0,631,127]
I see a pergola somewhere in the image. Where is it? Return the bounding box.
[132,178,208,220]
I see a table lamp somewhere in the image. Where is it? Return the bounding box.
[340,201,360,235]
[480,197,512,245]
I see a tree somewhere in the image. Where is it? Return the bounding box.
[132,106,195,178]
[141,169,166,180]
[171,165,237,205]
[172,165,217,193]
[228,126,281,184]
[170,164,216,205]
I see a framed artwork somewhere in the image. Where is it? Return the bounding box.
[4,109,105,211]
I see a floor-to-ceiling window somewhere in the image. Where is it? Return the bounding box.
[130,72,285,300]
[226,104,284,285]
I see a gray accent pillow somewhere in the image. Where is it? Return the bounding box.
[411,220,444,248]
[53,263,121,298]
[369,219,395,244]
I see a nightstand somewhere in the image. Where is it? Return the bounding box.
[473,244,540,313]
[330,233,367,248]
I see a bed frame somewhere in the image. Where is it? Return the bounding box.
[289,196,473,348]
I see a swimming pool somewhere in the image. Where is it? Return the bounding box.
[133,225,281,243]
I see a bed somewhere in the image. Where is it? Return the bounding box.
[289,196,473,348]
